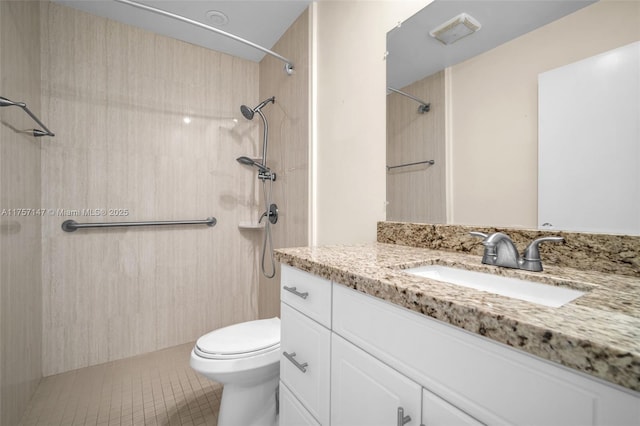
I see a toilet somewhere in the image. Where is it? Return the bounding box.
[190,317,281,426]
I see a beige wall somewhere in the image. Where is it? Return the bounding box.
[449,0,640,228]
[40,2,261,376]
[0,1,43,424]
[387,71,446,223]
[257,9,310,318]
[313,1,430,244]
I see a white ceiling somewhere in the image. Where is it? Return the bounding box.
[53,0,312,63]
[387,0,597,89]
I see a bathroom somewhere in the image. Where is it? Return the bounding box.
[1,0,638,425]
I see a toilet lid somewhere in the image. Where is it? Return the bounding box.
[196,317,280,359]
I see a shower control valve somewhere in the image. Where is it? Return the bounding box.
[258,171,276,181]
[259,204,279,225]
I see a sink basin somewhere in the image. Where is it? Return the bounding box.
[404,265,585,308]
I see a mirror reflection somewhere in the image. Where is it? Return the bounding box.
[386,0,640,235]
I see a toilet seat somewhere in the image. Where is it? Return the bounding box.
[195,317,280,360]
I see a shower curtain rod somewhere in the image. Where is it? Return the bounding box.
[387,87,430,113]
[114,0,294,75]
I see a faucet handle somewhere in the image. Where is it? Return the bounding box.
[521,236,564,272]
[469,232,494,264]
[469,231,489,239]
[524,236,564,259]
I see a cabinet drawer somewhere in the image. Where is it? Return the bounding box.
[280,302,331,425]
[281,265,332,328]
[280,382,321,426]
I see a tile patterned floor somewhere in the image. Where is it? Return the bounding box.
[19,342,221,426]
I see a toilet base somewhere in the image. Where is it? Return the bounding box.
[217,375,279,426]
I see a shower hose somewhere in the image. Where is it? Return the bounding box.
[261,177,276,279]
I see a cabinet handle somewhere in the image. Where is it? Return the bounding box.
[283,351,308,373]
[283,285,309,299]
[397,407,411,426]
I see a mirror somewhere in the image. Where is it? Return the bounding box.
[386,0,639,234]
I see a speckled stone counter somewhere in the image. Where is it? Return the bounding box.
[274,243,640,393]
[378,221,640,277]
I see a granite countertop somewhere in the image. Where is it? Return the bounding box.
[274,243,640,393]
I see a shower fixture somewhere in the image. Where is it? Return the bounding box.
[238,96,278,279]
[236,156,272,175]
[239,96,276,181]
[240,96,275,121]
[236,156,276,182]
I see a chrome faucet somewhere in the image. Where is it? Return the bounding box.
[470,232,564,272]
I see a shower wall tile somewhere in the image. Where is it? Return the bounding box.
[387,71,446,223]
[0,1,43,425]
[258,8,310,318]
[41,2,260,376]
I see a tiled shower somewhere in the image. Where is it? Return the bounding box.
[0,1,309,424]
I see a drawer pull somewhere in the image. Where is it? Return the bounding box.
[283,286,309,299]
[283,351,308,373]
[397,407,411,426]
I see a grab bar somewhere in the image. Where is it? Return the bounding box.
[0,96,55,137]
[62,217,216,232]
[387,87,430,113]
[386,160,435,171]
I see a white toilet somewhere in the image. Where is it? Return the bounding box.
[190,317,281,426]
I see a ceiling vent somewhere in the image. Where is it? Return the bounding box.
[430,13,481,45]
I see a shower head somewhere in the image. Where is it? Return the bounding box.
[236,156,270,172]
[240,105,255,120]
[240,96,275,121]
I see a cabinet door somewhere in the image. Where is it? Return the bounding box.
[422,388,483,426]
[331,333,421,426]
[280,381,321,426]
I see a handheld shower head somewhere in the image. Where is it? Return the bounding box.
[236,156,255,166]
[239,96,275,121]
[236,156,270,173]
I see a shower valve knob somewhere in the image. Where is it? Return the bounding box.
[258,204,278,225]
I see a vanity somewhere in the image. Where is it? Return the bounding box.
[275,224,640,426]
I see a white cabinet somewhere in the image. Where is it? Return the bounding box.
[422,388,483,426]
[280,303,331,425]
[279,265,640,426]
[280,382,321,426]
[331,326,481,426]
[332,282,640,426]
[280,266,331,426]
[331,333,422,426]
